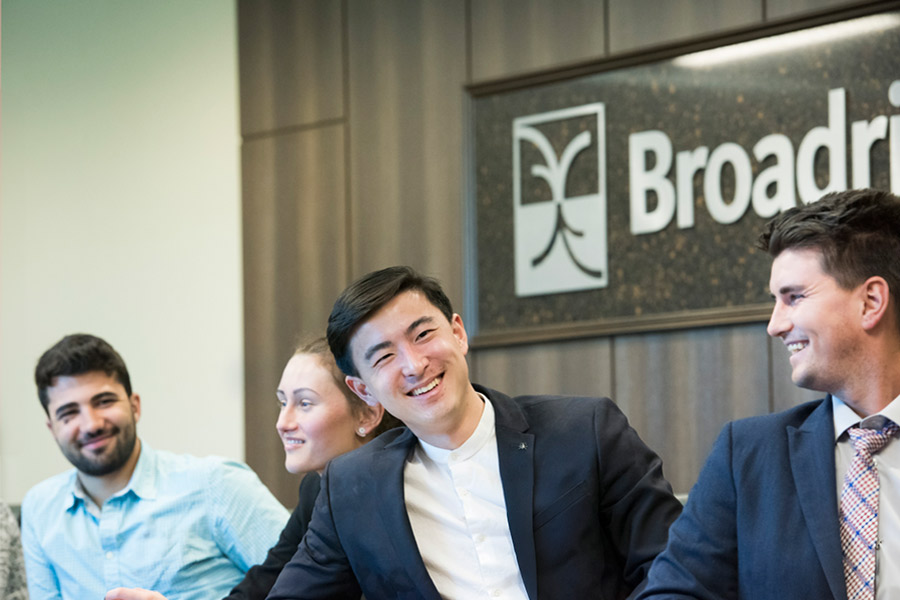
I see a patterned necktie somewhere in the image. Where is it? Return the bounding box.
[840,420,899,600]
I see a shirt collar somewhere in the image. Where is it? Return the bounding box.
[64,471,85,512]
[418,393,494,464]
[65,439,157,512]
[127,441,158,500]
[833,395,900,442]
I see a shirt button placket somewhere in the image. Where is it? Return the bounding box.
[99,500,121,587]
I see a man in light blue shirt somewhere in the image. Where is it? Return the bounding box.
[20,333,289,600]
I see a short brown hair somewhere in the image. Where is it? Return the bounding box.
[35,334,132,414]
[758,188,900,328]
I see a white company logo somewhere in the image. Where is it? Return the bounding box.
[512,103,608,297]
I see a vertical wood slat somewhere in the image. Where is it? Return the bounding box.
[608,0,763,53]
[613,324,770,493]
[238,0,344,135]
[346,0,468,309]
[242,125,347,506]
[765,0,863,21]
[469,337,613,399]
[469,0,607,82]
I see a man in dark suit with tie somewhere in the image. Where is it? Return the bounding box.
[268,265,682,599]
[639,188,900,600]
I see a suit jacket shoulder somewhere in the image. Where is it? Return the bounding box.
[729,397,827,438]
[270,385,682,600]
[639,397,842,600]
[478,384,682,599]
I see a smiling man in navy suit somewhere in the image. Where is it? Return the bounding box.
[268,265,682,600]
[640,188,900,600]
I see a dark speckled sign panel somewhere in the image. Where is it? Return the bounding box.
[470,8,900,345]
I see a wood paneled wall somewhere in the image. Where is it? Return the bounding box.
[239,0,858,505]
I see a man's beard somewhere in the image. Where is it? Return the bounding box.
[61,419,138,476]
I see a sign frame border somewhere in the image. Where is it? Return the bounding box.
[463,0,900,349]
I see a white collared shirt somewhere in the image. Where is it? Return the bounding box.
[404,395,529,600]
[833,395,900,600]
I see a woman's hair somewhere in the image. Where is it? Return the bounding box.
[293,336,402,437]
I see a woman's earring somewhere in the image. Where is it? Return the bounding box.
[357,427,367,437]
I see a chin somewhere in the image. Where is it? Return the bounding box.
[284,460,305,475]
[791,375,809,389]
[791,372,819,392]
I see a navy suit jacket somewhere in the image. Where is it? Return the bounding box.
[639,397,846,600]
[268,385,682,600]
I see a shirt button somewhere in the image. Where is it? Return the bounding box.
[476,534,486,543]
[491,590,501,597]
[105,551,114,560]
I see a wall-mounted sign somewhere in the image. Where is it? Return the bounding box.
[467,4,900,346]
[513,103,608,296]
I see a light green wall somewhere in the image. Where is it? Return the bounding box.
[0,0,244,503]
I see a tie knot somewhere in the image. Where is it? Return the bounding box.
[849,421,899,456]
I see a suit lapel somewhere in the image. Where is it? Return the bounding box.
[371,429,443,600]
[788,397,847,600]
[480,386,539,600]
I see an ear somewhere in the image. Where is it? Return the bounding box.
[345,375,378,407]
[860,276,890,331]
[357,402,385,435]
[451,313,469,356]
[130,393,142,423]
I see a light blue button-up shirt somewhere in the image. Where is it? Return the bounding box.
[21,442,288,600]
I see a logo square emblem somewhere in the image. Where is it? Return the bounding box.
[512,103,608,297]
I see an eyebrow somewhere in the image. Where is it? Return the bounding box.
[362,316,437,362]
[53,392,118,418]
[54,402,79,419]
[406,316,435,335]
[775,285,804,295]
[364,340,392,363]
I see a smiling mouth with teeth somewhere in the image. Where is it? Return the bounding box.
[787,342,808,354]
[410,376,442,396]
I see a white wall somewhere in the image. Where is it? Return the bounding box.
[0,0,244,503]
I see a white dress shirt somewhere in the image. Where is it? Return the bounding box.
[833,395,900,600]
[404,395,529,600]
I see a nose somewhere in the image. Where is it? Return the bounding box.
[276,404,297,435]
[766,300,790,338]
[399,345,428,378]
[81,406,105,434]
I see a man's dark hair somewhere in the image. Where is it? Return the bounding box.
[326,266,454,376]
[35,334,132,414]
[758,188,900,327]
